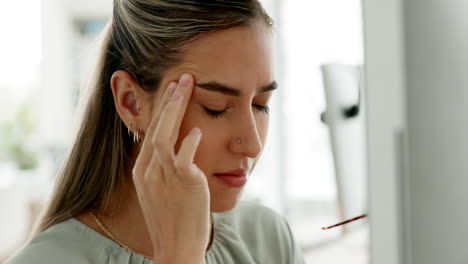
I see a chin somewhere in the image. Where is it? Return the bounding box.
[209,189,244,212]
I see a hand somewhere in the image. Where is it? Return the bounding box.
[132,73,210,264]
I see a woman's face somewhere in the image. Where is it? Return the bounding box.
[150,22,275,212]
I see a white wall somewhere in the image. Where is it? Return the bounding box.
[40,0,74,147]
[403,0,468,263]
[0,184,28,255]
[364,0,468,263]
[362,0,406,263]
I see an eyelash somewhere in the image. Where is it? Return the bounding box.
[203,105,270,119]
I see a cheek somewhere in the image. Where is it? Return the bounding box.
[174,106,198,154]
[174,103,221,157]
[174,104,228,176]
[256,114,270,144]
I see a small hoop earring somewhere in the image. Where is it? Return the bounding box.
[133,130,141,143]
[128,124,133,136]
[128,123,142,144]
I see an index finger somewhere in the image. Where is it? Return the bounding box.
[168,73,195,144]
[151,73,195,147]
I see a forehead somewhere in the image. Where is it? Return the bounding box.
[164,23,274,93]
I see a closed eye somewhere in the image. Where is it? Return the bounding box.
[203,106,228,119]
[254,104,270,115]
[203,105,270,119]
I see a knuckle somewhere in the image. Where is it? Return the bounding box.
[132,167,138,178]
[153,136,166,149]
[143,171,153,184]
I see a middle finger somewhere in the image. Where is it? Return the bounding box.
[132,81,177,177]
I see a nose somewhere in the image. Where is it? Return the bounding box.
[229,112,263,159]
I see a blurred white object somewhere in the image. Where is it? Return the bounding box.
[0,180,28,256]
[0,163,17,188]
[364,0,468,263]
[0,165,52,258]
[320,64,367,233]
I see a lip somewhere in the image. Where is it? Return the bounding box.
[214,168,248,177]
[214,169,249,188]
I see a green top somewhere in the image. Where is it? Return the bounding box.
[7,201,305,264]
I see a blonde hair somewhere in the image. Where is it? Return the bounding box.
[34,0,272,234]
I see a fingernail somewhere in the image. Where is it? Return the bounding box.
[191,127,201,135]
[172,91,183,101]
[179,74,191,86]
[167,82,177,94]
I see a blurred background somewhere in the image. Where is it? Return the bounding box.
[0,0,367,262]
[2,0,468,263]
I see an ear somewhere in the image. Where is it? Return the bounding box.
[110,70,146,133]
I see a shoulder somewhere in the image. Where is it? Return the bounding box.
[6,218,107,264]
[235,201,306,263]
[231,200,291,240]
[229,200,287,230]
[212,200,304,263]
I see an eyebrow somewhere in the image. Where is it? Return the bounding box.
[195,81,278,96]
